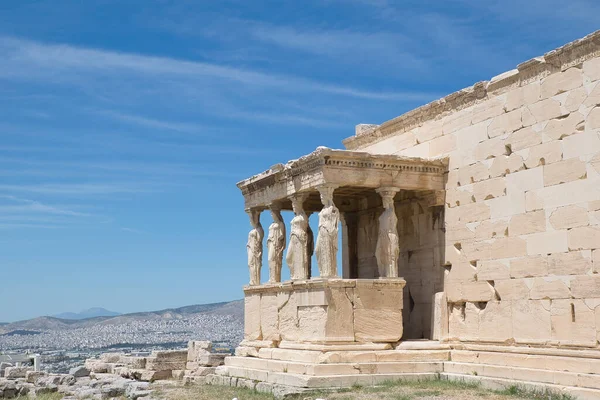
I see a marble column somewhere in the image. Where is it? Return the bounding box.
[267,203,286,283]
[340,213,349,279]
[375,187,400,278]
[306,212,314,280]
[285,193,309,280]
[315,184,339,278]
[246,208,264,286]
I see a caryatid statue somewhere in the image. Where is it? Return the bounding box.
[285,194,309,280]
[267,204,286,283]
[375,187,400,278]
[315,185,339,278]
[246,209,264,286]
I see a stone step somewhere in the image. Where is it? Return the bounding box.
[257,347,450,364]
[397,340,450,350]
[445,361,600,390]
[458,343,600,360]
[442,372,600,400]
[451,349,600,375]
[225,356,443,376]
[278,341,393,351]
[220,365,441,388]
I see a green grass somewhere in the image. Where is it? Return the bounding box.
[494,384,576,400]
[156,376,577,400]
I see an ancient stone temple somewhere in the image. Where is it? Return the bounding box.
[216,30,600,399]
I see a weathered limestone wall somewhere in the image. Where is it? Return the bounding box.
[344,31,600,347]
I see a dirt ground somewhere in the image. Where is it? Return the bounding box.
[154,378,574,400]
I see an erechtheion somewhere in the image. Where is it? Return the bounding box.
[219,30,600,399]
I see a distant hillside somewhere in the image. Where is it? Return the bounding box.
[0,300,243,334]
[54,307,122,320]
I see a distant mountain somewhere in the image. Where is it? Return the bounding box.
[0,300,243,333]
[54,307,122,320]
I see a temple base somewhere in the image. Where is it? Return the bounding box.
[208,341,600,400]
[243,278,406,345]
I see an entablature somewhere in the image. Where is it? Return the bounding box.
[237,147,448,211]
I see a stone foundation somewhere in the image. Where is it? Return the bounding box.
[213,340,600,399]
[243,278,406,345]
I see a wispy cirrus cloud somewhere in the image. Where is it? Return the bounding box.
[247,24,425,70]
[0,36,432,101]
[94,110,206,134]
[0,183,156,196]
[0,195,91,217]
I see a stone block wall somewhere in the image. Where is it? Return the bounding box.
[345,31,600,348]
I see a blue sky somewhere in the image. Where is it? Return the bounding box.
[1,0,598,322]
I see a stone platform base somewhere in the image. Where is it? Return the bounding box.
[210,341,600,399]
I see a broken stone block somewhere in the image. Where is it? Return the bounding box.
[68,366,90,378]
[171,370,185,380]
[187,340,212,362]
[25,370,46,384]
[84,360,110,373]
[139,369,172,382]
[4,366,28,379]
[197,353,227,367]
[120,356,146,369]
[99,353,121,363]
